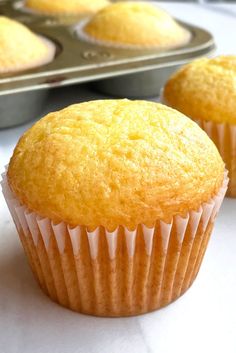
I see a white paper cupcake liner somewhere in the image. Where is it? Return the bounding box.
[160,91,236,197]
[196,120,236,197]
[75,18,191,51]
[1,170,228,316]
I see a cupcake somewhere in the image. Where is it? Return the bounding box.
[25,0,110,16]
[2,100,227,317]
[82,2,191,49]
[0,16,55,74]
[163,55,236,197]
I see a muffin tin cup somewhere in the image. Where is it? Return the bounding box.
[92,65,186,98]
[0,89,49,128]
[1,171,228,317]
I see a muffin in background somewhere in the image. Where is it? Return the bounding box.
[163,55,236,197]
[83,1,191,48]
[25,0,110,16]
[2,100,227,317]
[0,16,55,74]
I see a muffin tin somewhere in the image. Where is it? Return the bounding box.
[0,0,215,128]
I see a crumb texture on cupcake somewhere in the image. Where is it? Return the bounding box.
[8,100,224,230]
[163,55,236,124]
[84,1,190,48]
[0,16,54,73]
[25,0,110,15]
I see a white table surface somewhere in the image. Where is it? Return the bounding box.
[1,3,236,353]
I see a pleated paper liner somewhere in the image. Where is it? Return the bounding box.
[196,120,236,197]
[160,92,236,197]
[1,171,228,317]
[75,18,192,50]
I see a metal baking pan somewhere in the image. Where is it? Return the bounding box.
[0,0,215,128]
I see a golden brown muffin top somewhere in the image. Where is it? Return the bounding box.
[163,55,236,125]
[84,1,190,48]
[25,0,110,15]
[8,100,224,231]
[0,16,54,73]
